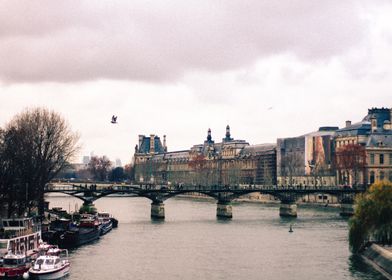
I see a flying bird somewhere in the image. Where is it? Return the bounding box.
[111,115,118,124]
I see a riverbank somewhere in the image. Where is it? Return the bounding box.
[361,243,392,280]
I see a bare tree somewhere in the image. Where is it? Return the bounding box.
[0,108,79,217]
[124,163,135,182]
[188,154,206,185]
[281,152,303,186]
[334,144,366,187]
[88,156,112,181]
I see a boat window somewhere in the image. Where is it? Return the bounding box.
[3,258,18,265]
[0,241,8,249]
[55,259,60,264]
[36,259,44,265]
[45,259,54,265]
[8,221,21,227]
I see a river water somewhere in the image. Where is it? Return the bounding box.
[46,195,386,280]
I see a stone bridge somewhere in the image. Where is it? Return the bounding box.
[45,182,365,219]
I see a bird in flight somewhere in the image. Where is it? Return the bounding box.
[111,115,118,124]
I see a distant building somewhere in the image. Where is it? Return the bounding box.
[133,126,276,186]
[334,107,392,186]
[82,156,90,165]
[115,158,122,167]
[132,107,392,190]
[277,127,338,187]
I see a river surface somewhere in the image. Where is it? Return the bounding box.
[46,195,386,280]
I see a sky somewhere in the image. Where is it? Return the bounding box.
[1,1,391,165]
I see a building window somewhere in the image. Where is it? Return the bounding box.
[390,154,392,165]
[380,154,384,165]
[389,171,392,182]
[380,171,385,181]
[370,154,375,165]
[369,171,375,184]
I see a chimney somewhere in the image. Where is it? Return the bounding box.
[150,134,155,154]
[370,115,377,133]
[345,120,351,128]
[163,135,167,152]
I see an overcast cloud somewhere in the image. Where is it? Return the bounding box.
[0,1,391,164]
[0,0,369,83]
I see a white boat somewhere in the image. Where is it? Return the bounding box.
[27,249,70,279]
[97,212,113,235]
[0,217,42,258]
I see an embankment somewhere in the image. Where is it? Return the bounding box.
[361,243,392,280]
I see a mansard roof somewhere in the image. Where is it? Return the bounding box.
[242,144,276,156]
[366,134,392,148]
[302,127,338,137]
[335,121,371,137]
[137,135,165,154]
[164,150,190,160]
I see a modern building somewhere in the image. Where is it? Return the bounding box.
[82,156,90,165]
[277,127,338,187]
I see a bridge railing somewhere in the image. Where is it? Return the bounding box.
[48,182,366,193]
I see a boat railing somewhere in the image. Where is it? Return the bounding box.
[0,224,41,239]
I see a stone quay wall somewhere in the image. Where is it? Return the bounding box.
[362,243,392,279]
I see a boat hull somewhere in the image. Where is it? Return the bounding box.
[29,263,70,280]
[0,266,30,278]
[99,221,113,236]
[57,227,100,248]
[110,218,118,228]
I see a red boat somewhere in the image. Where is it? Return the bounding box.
[0,217,41,279]
[0,252,33,278]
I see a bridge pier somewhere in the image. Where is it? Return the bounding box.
[80,200,97,214]
[217,201,232,219]
[279,202,297,217]
[340,203,355,217]
[151,201,165,220]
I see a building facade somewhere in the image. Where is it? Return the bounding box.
[334,107,392,186]
[277,127,338,187]
[133,126,277,187]
[133,107,392,190]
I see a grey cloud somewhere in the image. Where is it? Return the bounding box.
[0,0,370,83]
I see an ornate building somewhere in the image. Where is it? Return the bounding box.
[133,108,392,190]
[133,126,277,186]
[277,107,392,188]
[334,107,392,186]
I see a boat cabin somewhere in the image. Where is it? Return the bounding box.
[0,217,41,258]
[1,218,34,232]
[2,252,27,266]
